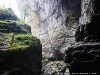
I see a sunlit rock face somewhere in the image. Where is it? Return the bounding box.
[80,0,94,24]
[79,0,100,24]
[17,0,81,55]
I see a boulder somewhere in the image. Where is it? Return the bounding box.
[64,43,100,74]
[0,40,42,75]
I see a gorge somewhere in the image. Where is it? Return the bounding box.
[0,0,100,75]
[17,0,81,60]
[16,0,100,75]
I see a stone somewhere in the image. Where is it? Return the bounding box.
[64,1,100,75]
[0,7,42,75]
[16,0,81,53]
[0,40,42,75]
[64,43,100,74]
[75,14,100,42]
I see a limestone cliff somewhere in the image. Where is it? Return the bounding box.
[17,0,81,57]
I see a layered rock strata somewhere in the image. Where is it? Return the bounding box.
[64,0,100,75]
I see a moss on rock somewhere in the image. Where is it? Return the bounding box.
[0,7,42,75]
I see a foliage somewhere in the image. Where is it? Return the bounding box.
[0,33,39,51]
[19,18,26,24]
[0,6,39,51]
[0,8,18,20]
[0,6,42,75]
[0,20,31,33]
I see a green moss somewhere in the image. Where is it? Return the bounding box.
[0,8,18,20]
[0,6,39,51]
[0,33,39,51]
[0,20,31,33]
[0,6,42,75]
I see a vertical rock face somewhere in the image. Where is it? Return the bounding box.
[75,0,100,42]
[17,0,81,54]
[64,0,100,74]
[80,0,94,24]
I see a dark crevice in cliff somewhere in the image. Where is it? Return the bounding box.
[60,0,81,29]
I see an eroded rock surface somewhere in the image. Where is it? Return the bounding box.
[16,0,81,53]
[64,0,100,75]
[65,43,100,74]
[75,14,100,42]
[0,44,42,75]
[0,8,42,75]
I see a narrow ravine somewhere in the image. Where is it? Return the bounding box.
[16,1,81,74]
[1,0,100,75]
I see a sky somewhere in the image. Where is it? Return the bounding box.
[0,0,21,18]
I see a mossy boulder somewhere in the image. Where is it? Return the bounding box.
[0,7,42,75]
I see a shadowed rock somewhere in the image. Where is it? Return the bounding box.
[75,14,100,42]
[64,43,100,74]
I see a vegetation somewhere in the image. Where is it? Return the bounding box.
[0,8,18,20]
[0,33,37,49]
[0,7,38,51]
[0,20,31,33]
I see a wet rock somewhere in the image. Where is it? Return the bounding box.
[64,0,100,75]
[0,7,42,75]
[64,43,100,74]
[75,14,100,42]
[0,40,42,75]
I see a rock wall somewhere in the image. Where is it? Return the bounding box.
[79,0,94,24]
[0,43,42,75]
[0,8,42,75]
[16,0,81,56]
[64,0,100,74]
